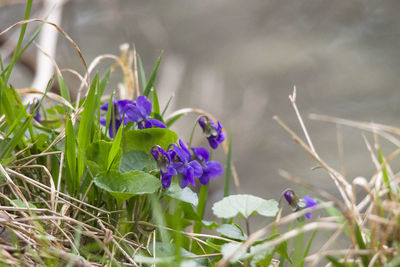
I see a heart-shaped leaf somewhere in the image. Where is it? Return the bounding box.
[212,194,278,219]
[93,170,161,202]
[86,141,121,174]
[124,128,178,153]
[165,183,198,206]
[217,224,247,241]
[120,150,157,172]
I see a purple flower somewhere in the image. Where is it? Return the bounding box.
[127,96,166,129]
[302,195,318,219]
[283,189,317,219]
[198,117,226,149]
[28,99,41,122]
[191,147,223,185]
[151,146,177,188]
[172,139,203,188]
[283,189,298,210]
[100,99,135,138]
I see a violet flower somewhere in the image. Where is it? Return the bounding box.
[302,195,318,219]
[172,139,203,188]
[283,189,318,219]
[191,147,223,185]
[100,99,135,138]
[127,96,166,129]
[198,117,226,149]
[28,99,41,122]
[152,146,177,189]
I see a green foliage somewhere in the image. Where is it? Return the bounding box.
[212,194,279,219]
[165,183,199,206]
[93,170,161,204]
[123,128,178,153]
[119,150,156,172]
[6,4,398,265]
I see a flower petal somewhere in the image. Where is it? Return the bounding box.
[179,175,189,188]
[161,174,172,189]
[100,116,107,126]
[205,161,223,178]
[198,117,206,130]
[108,119,122,138]
[173,143,190,163]
[208,138,219,149]
[144,120,152,129]
[100,102,110,111]
[124,105,143,122]
[183,166,195,186]
[303,195,318,208]
[136,96,152,117]
[148,119,166,128]
[179,139,191,159]
[198,175,210,185]
[188,160,203,177]
[116,100,135,113]
[191,147,209,162]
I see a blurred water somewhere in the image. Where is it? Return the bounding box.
[2,0,400,228]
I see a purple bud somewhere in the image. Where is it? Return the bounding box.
[151,148,159,160]
[284,190,294,204]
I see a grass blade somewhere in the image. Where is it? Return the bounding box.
[107,119,123,170]
[77,74,99,180]
[138,54,147,91]
[65,116,77,193]
[143,52,163,97]
[3,0,33,85]
[57,74,71,103]
[354,223,370,267]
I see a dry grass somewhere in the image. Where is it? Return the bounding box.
[216,87,400,266]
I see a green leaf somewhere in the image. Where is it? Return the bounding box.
[93,170,161,202]
[201,220,219,230]
[105,91,114,137]
[138,54,147,90]
[124,128,178,153]
[354,223,370,267]
[165,183,199,206]
[77,75,99,179]
[180,202,200,221]
[165,113,184,127]
[143,52,163,97]
[152,88,160,115]
[212,194,278,219]
[57,74,71,103]
[107,121,123,170]
[325,256,349,267]
[221,243,246,263]
[65,117,77,192]
[119,150,156,172]
[11,199,37,209]
[217,224,247,241]
[161,94,174,117]
[86,141,121,174]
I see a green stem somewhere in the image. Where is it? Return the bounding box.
[224,130,232,198]
[4,0,33,85]
[222,130,232,224]
[193,184,209,233]
[188,116,204,148]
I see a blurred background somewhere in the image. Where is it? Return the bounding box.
[1,0,400,223]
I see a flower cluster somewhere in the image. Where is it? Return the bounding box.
[283,189,318,219]
[198,116,226,149]
[100,96,165,137]
[152,139,223,189]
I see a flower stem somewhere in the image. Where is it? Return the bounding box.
[188,115,205,148]
[193,184,209,234]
